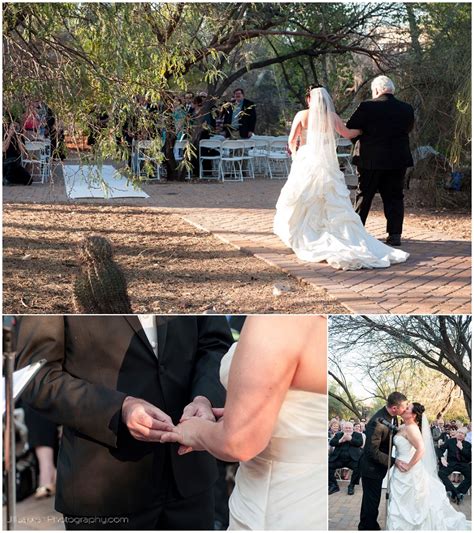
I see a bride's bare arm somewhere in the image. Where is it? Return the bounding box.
[404,424,425,470]
[288,111,303,154]
[162,315,322,461]
[333,113,362,139]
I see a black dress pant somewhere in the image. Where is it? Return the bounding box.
[355,168,406,235]
[438,462,472,496]
[329,458,361,487]
[64,451,214,530]
[64,488,214,530]
[358,476,383,530]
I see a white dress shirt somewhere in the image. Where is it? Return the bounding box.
[138,315,158,357]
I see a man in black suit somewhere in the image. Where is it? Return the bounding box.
[358,392,408,530]
[223,88,256,139]
[437,427,472,504]
[15,316,233,530]
[328,421,364,495]
[347,76,414,246]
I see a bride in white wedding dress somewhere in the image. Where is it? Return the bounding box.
[274,86,409,270]
[161,315,327,530]
[387,402,470,530]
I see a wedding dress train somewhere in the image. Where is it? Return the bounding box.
[220,343,326,530]
[274,88,409,270]
[387,434,470,530]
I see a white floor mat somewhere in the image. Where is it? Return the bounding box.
[63,165,150,199]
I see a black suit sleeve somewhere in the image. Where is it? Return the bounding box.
[366,422,392,467]
[329,432,343,447]
[461,441,471,461]
[15,316,126,448]
[191,317,233,407]
[350,432,364,448]
[346,102,367,131]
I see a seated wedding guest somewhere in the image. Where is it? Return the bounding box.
[437,427,471,504]
[3,117,32,185]
[15,316,233,530]
[466,423,472,443]
[328,419,340,440]
[353,422,366,447]
[223,88,256,139]
[328,421,363,496]
[438,423,452,446]
[431,418,443,445]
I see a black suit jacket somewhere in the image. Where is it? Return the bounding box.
[346,93,414,170]
[359,406,398,479]
[329,431,364,463]
[437,438,472,465]
[223,98,257,138]
[15,316,233,516]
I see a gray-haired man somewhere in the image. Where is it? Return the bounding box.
[347,76,415,246]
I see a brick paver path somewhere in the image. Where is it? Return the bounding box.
[329,480,471,530]
[4,165,471,314]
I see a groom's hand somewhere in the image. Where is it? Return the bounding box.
[122,396,175,441]
[180,395,215,423]
[395,459,409,472]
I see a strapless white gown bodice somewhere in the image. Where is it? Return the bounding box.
[274,129,409,270]
[220,343,326,530]
[387,434,470,530]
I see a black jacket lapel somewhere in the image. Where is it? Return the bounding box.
[124,316,156,358]
[155,316,168,362]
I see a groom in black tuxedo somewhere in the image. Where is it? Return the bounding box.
[358,391,408,531]
[15,316,233,530]
[347,76,414,246]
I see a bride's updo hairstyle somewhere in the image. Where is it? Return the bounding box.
[305,84,324,99]
[412,402,425,431]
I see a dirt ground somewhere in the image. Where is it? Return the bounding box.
[370,196,471,240]
[3,203,347,314]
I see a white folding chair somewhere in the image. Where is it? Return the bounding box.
[248,138,270,177]
[174,139,192,180]
[267,139,290,179]
[22,140,51,184]
[199,139,222,180]
[219,140,245,181]
[134,139,161,180]
[337,138,355,175]
[241,140,256,179]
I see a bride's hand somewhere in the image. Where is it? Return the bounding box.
[160,417,210,454]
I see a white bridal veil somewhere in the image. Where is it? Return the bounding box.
[306,87,339,171]
[421,414,439,479]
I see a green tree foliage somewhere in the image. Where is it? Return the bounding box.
[3,2,470,191]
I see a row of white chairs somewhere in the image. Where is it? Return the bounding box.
[132,134,354,182]
[195,136,291,181]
